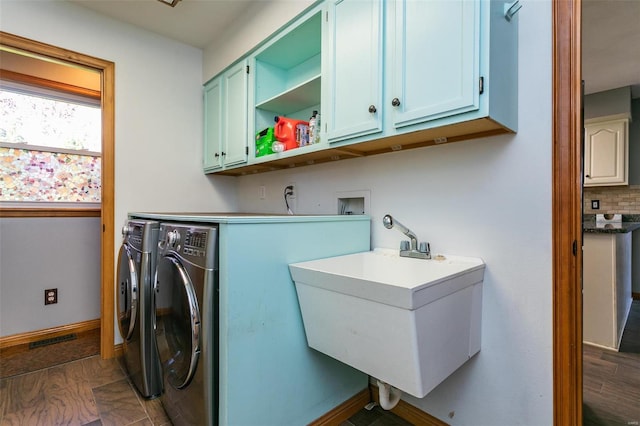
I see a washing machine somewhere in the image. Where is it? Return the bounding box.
[154,222,218,426]
[116,219,163,399]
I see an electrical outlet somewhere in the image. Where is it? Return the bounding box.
[284,183,297,214]
[259,185,266,200]
[45,288,58,305]
[591,199,600,210]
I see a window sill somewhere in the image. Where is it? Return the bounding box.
[0,204,100,218]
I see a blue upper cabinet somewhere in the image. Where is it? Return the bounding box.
[324,0,487,148]
[389,0,479,129]
[203,76,223,170]
[324,0,384,143]
[250,6,323,161]
[204,0,518,176]
[223,61,249,167]
[325,0,517,150]
[203,59,248,173]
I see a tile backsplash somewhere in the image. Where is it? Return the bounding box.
[584,185,640,214]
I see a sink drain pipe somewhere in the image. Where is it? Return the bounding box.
[377,380,402,410]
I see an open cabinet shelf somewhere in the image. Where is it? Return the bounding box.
[255,74,321,116]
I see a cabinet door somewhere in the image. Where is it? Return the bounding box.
[583,234,616,348]
[390,0,479,129]
[584,119,628,186]
[203,77,223,170]
[222,60,249,167]
[325,0,383,143]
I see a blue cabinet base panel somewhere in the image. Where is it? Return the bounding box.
[130,213,371,425]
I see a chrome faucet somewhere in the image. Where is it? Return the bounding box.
[383,214,431,259]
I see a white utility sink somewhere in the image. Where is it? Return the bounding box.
[289,248,485,310]
[289,248,485,398]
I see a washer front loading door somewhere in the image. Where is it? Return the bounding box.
[117,243,138,341]
[156,255,201,390]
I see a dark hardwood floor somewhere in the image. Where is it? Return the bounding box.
[0,355,170,425]
[583,300,640,426]
[0,328,100,380]
[341,405,413,426]
[0,331,408,425]
[5,302,636,425]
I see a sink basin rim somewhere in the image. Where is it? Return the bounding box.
[289,248,485,310]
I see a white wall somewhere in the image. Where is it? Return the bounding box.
[0,218,101,336]
[0,0,238,342]
[206,0,554,424]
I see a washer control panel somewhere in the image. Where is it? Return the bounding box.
[123,222,144,250]
[158,223,218,270]
[183,230,207,258]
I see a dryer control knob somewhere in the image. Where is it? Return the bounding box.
[122,225,132,237]
[167,230,180,247]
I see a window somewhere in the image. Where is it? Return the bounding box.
[0,72,102,204]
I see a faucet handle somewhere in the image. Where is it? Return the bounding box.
[400,240,410,251]
[419,242,430,254]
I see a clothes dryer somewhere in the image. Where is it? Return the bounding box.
[155,222,218,426]
[117,219,162,399]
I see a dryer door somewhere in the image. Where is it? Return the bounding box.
[156,255,201,390]
[117,244,138,341]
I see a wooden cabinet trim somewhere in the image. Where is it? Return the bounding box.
[0,208,101,218]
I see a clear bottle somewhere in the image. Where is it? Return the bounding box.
[313,112,321,144]
[308,110,318,145]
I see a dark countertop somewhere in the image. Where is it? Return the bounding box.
[583,214,640,234]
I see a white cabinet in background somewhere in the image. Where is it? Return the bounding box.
[583,233,633,350]
[584,118,628,187]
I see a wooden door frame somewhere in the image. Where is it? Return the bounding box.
[552,0,583,424]
[0,32,116,360]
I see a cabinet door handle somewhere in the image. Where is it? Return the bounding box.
[221,152,226,156]
[391,98,401,107]
[586,174,590,178]
[214,153,220,158]
[368,105,377,113]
